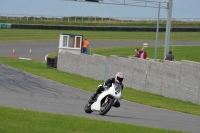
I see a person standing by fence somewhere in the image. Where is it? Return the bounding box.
[82,39,90,54]
[139,47,147,59]
[134,48,140,58]
[165,51,175,61]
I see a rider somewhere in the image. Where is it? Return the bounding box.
[88,72,124,107]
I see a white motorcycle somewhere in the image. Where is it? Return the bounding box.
[84,83,122,115]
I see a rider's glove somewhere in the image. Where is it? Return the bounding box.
[103,85,108,89]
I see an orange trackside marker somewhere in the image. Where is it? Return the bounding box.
[12,49,16,54]
[29,49,32,54]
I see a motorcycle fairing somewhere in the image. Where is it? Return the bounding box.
[91,83,122,111]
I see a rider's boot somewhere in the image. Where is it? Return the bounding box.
[88,85,103,104]
[88,93,97,104]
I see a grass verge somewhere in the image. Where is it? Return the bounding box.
[0,106,185,133]
[1,29,200,42]
[0,57,200,117]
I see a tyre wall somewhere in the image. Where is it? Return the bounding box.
[11,24,200,32]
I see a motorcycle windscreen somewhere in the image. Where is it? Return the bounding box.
[113,83,122,93]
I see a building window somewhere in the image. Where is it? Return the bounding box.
[68,36,75,48]
[63,36,68,47]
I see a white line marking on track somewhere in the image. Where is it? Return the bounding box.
[44,54,49,61]
[19,57,31,60]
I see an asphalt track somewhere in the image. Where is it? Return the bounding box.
[0,41,200,133]
[0,40,200,60]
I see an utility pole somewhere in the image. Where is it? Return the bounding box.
[164,0,173,58]
[154,2,160,61]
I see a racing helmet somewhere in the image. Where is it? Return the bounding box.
[115,72,124,83]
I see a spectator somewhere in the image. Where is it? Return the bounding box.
[82,39,90,54]
[165,51,175,61]
[134,48,140,58]
[139,47,147,59]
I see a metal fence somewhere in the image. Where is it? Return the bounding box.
[0,14,200,24]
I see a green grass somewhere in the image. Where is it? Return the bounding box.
[1,57,200,117]
[0,106,185,133]
[91,46,200,62]
[47,52,58,58]
[1,29,200,42]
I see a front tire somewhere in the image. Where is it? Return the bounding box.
[84,103,93,114]
[99,98,114,115]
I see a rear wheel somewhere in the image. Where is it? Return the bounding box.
[84,103,93,114]
[99,98,114,115]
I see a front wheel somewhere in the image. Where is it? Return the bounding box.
[99,98,114,115]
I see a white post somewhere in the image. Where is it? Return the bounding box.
[90,44,91,55]
[164,0,173,58]
[154,2,160,60]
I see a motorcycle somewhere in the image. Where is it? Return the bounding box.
[84,83,122,115]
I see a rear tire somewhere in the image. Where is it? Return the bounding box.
[99,99,114,115]
[84,103,93,114]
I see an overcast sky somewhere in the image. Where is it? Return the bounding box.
[0,0,199,19]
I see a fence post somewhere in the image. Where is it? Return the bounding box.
[89,44,91,55]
